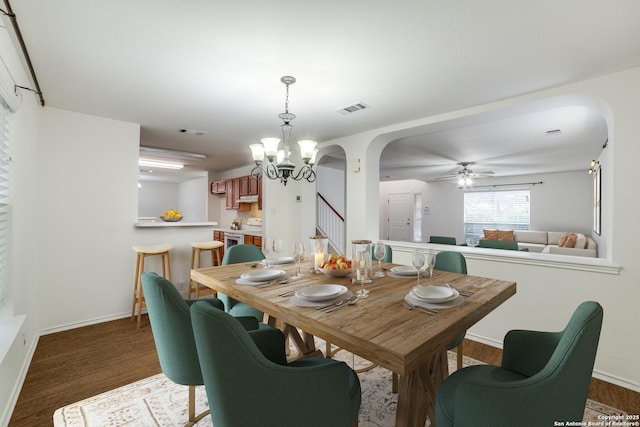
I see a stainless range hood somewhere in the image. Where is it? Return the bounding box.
[237,195,259,203]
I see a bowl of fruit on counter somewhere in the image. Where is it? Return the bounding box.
[160,209,183,222]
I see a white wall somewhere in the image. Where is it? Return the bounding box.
[316,163,345,217]
[178,176,208,222]
[138,181,179,218]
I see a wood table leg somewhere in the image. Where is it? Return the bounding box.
[395,349,448,427]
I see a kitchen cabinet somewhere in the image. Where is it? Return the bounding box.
[239,175,250,196]
[219,175,261,211]
[244,234,262,248]
[249,176,259,196]
[210,180,226,194]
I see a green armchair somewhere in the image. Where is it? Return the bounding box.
[477,239,528,251]
[141,272,282,426]
[190,301,362,427]
[219,244,266,321]
[435,301,603,427]
[429,236,468,246]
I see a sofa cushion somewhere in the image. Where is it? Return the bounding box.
[483,229,498,240]
[514,230,548,244]
[575,233,587,249]
[547,232,564,245]
[497,229,514,241]
[559,233,578,248]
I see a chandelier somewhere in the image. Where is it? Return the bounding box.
[249,76,318,186]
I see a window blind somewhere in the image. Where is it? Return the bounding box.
[0,100,11,309]
[463,189,530,244]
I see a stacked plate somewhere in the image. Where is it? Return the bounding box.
[236,269,286,285]
[291,284,350,307]
[405,285,464,309]
[266,256,295,265]
[389,266,420,276]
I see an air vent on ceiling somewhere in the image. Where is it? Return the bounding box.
[178,128,206,136]
[337,102,370,116]
[545,129,562,135]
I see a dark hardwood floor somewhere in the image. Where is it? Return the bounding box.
[9,315,639,426]
[9,316,160,427]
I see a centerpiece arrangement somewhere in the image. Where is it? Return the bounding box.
[319,254,352,277]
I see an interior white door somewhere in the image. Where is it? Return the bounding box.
[388,192,414,241]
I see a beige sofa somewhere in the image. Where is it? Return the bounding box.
[513,231,597,258]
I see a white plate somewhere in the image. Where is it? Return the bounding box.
[390,266,420,276]
[296,284,348,301]
[240,269,286,281]
[411,285,458,303]
[267,256,295,265]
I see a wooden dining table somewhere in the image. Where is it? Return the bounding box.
[191,261,516,427]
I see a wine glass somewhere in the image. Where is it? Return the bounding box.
[412,250,425,286]
[272,238,283,264]
[374,241,386,277]
[292,242,305,279]
[355,250,369,298]
[425,250,436,279]
[262,238,271,268]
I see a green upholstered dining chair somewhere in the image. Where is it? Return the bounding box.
[219,244,266,321]
[434,251,468,370]
[190,300,362,427]
[141,271,281,427]
[435,301,603,427]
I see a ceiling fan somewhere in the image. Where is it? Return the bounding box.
[435,162,494,185]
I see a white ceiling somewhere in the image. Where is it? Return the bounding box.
[6,1,639,183]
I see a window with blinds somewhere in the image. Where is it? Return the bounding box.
[463,189,530,245]
[0,100,10,309]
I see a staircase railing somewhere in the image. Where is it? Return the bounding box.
[316,192,345,254]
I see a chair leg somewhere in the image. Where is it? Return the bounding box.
[185,384,210,427]
[456,341,464,370]
[189,248,196,299]
[392,373,398,393]
[136,255,146,329]
[131,253,142,319]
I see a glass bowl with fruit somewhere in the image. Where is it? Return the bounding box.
[319,254,352,277]
[160,209,183,222]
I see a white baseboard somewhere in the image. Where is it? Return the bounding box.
[39,311,135,336]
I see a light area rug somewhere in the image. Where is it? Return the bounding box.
[54,342,626,427]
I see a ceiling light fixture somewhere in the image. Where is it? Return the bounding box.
[138,159,184,170]
[249,76,318,186]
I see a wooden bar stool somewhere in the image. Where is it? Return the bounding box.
[189,240,224,299]
[131,243,173,329]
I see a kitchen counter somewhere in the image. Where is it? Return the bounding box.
[213,227,263,237]
[135,221,218,228]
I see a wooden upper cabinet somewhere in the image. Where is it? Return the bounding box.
[225,179,233,209]
[232,178,241,209]
[211,180,226,194]
[249,176,259,196]
[239,175,250,196]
